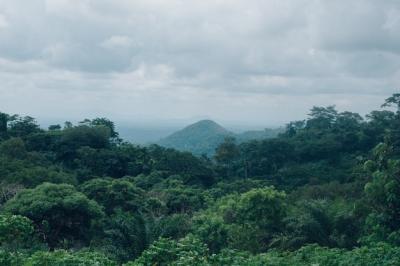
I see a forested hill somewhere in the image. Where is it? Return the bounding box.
[0,94,400,265]
[157,119,281,156]
[157,120,233,156]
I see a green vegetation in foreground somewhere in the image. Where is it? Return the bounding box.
[0,94,400,265]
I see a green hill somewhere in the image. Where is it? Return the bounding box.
[157,120,281,156]
[157,120,233,156]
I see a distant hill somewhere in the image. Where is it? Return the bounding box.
[157,120,234,156]
[157,120,282,156]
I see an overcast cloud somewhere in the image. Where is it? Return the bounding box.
[0,0,399,127]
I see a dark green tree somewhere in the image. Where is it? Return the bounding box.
[363,142,400,244]
[81,178,144,215]
[95,211,147,263]
[3,183,104,249]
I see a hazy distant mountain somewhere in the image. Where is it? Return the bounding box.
[157,120,282,156]
[157,120,233,156]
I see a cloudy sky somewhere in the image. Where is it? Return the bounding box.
[0,0,399,128]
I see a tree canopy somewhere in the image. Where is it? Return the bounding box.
[0,94,400,264]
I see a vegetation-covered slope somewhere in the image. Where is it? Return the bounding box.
[157,119,233,156]
[157,119,281,156]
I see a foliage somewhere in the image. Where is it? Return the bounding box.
[0,250,26,266]
[192,187,287,253]
[81,178,144,214]
[363,142,400,244]
[24,250,116,266]
[0,215,35,251]
[93,211,147,263]
[128,235,208,266]
[3,183,104,249]
[0,94,399,265]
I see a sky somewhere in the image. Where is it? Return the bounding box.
[0,0,399,129]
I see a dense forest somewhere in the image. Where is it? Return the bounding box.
[0,94,400,265]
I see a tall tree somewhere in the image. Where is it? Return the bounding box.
[382,93,400,155]
[3,183,104,249]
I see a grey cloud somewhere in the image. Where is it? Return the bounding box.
[311,0,400,53]
[0,0,398,126]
